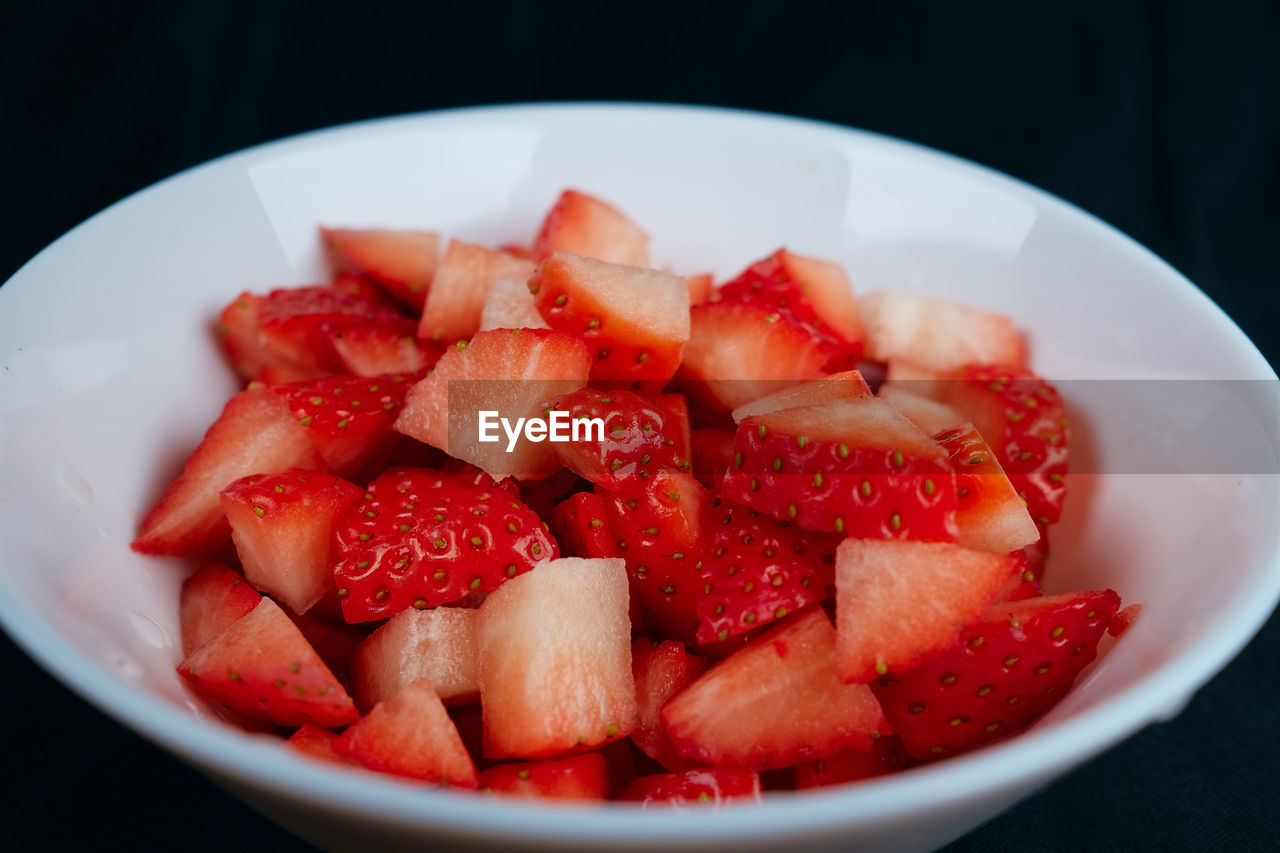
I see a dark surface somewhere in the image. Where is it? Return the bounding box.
[3,2,1278,850]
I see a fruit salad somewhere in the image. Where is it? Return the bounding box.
[133,188,1137,806]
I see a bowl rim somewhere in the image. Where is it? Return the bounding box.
[2,101,1278,845]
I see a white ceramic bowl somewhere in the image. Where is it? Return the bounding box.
[1,103,1277,852]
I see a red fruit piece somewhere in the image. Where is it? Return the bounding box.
[178,561,262,656]
[332,467,557,623]
[722,396,959,539]
[631,638,709,771]
[730,369,872,423]
[697,500,840,645]
[328,321,444,377]
[719,249,864,367]
[792,736,908,788]
[549,388,692,489]
[273,372,418,476]
[259,284,406,377]
[530,252,689,393]
[220,469,363,614]
[532,189,650,267]
[420,239,537,343]
[350,606,479,712]
[217,291,271,382]
[477,557,638,758]
[991,549,1043,603]
[479,276,550,332]
[878,384,965,436]
[180,597,358,727]
[834,539,1014,682]
[551,492,617,558]
[287,723,358,766]
[685,273,713,306]
[619,768,762,808]
[873,590,1122,760]
[1110,603,1142,638]
[477,753,610,801]
[287,608,367,687]
[599,471,708,643]
[859,291,1026,372]
[945,365,1070,525]
[676,300,832,413]
[332,678,477,787]
[690,428,736,490]
[132,384,323,556]
[933,423,1039,554]
[320,227,439,310]
[661,608,891,770]
[394,328,592,479]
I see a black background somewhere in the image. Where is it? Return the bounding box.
[3,2,1278,850]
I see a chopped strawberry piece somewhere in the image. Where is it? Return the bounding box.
[631,638,709,771]
[321,227,439,310]
[273,372,419,475]
[419,239,537,343]
[722,397,959,539]
[287,723,358,766]
[332,467,557,622]
[351,606,479,712]
[991,549,1043,603]
[859,291,1026,372]
[180,597,358,727]
[532,189,649,267]
[479,277,550,332]
[873,590,1121,760]
[258,284,406,377]
[878,384,965,436]
[512,467,582,525]
[945,365,1070,524]
[550,492,616,559]
[332,678,477,787]
[328,320,444,377]
[178,561,262,656]
[477,753,610,801]
[676,300,832,413]
[690,428,736,489]
[477,558,638,758]
[661,608,891,770]
[792,736,908,788]
[549,388,692,489]
[530,252,689,392]
[834,539,1014,682]
[1110,603,1142,637]
[619,768,762,808]
[132,385,323,556]
[217,291,271,382]
[394,328,592,479]
[934,423,1040,554]
[730,369,872,423]
[685,273,713,306]
[286,608,367,687]
[220,469,363,614]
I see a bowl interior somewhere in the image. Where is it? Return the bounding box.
[2,104,1277,845]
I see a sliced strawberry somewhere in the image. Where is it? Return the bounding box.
[550,492,616,559]
[1110,603,1142,637]
[549,388,692,489]
[217,291,272,382]
[328,320,444,377]
[132,384,323,556]
[792,735,908,788]
[599,471,708,643]
[258,284,406,377]
[878,384,965,436]
[834,539,1013,682]
[873,590,1122,760]
[321,227,439,310]
[662,608,890,770]
[619,768,762,808]
[696,500,839,645]
[730,369,872,423]
[179,597,358,727]
[332,677,477,787]
[418,240,536,343]
[479,277,550,332]
[859,291,1026,372]
[934,423,1040,554]
[350,606,479,712]
[178,561,262,656]
[685,273,713,306]
[394,328,592,479]
[332,467,557,622]
[274,372,418,475]
[513,467,583,525]
[722,396,958,539]
[531,189,649,267]
[477,753,609,801]
[992,549,1043,603]
[286,608,367,687]
[287,723,358,766]
[631,639,709,771]
[530,252,690,392]
[690,428,736,490]
[719,249,864,366]
[219,469,363,614]
[477,557,637,758]
[675,300,831,413]
[944,365,1070,525]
